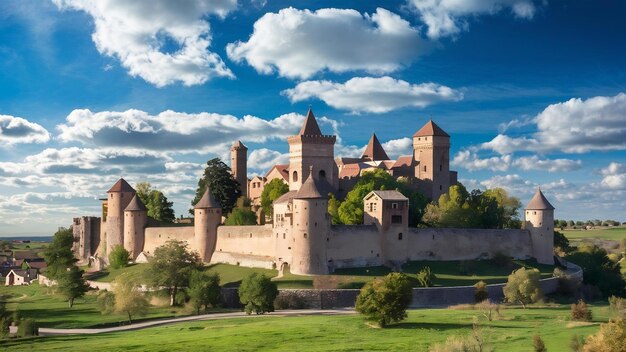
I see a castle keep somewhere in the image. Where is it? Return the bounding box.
[73,109,554,274]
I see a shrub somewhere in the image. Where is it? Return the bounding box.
[570,334,584,352]
[417,266,436,287]
[503,268,542,308]
[96,290,116,314]
[474,281,489,303]
[16,318,38,338]
[429,323,490,352]
[273,294,307,310]
[355,273,413,328]
[571,299,593,321]
[533,335,547,352]
[0,317,10,339]
[238,273,278,315]
[188,271,221,314]
[583,318,626,352]
[476,299,501,321]
[609,296,626,318]
[108,245,130,269]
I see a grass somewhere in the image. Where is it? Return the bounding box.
[85,263,148,283]
[0,304,610,351]
[563,226,626,241]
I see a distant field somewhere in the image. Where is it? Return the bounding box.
[1,305,610,352]
[562,226,626,241]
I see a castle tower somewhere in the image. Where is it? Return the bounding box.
[291,169,329,275]
[361,133,390,161]
[231,140,248,199]
[413,120,451,201]
[105,178,136,257]
[194,187,221,262]
[287,108,337,192]
[525,188,555,265]
[123,195,148,260]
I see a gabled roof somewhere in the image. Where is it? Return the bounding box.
[392,155,414,168]
[125,195,147,212]
[361,133,390,161]
[13,250,40,260]
[107,178,136,193]
[526,188,555,210]
[294,171,325,199]
[194,186,221,209]
[231,140,248,150]
[413,120,450,138]
[265,164,289,182]
[366,190,408,201]
[299,108,323,136]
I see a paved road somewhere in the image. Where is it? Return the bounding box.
[11,309,356,337]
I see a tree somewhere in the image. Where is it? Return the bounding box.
[188,270,221,315]
[238,273,278,315]
[43,227,77,280]
[108,245,130,269]
[260,179,288,218]
[146,240,202,306]
[112,275,149,324]
[224,206,257,226]
[56,266,90,308]
[566,245,625,298]
[583,318,626,352]
[474,280,489,303]
[355,272,413,327]
[135,182,175,223]
[96,290,116,315]
[533,335,547,352]
[554,231,571,253]
[191,158,241,214]
[503,268,542,308]
[327,193,341,225]
[416,266,436,287]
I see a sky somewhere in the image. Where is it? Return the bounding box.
[0,0,625,236]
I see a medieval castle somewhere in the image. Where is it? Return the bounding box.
[73,109,555,275]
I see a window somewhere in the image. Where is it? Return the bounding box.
[293,171,298,182]
[392,215,402,224]
[439,185,442,190]
[424,165,427,172]
[319,170,326,179]
[304,233,307,239]
[398,233,403,240]
[392,203,398,209]
[440,164,442,171]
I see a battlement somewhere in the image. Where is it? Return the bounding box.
[287,134,336,144]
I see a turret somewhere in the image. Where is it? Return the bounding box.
[231,140,248,199]
[291,168,329,275]
[194,186,221,262]
[123,195,148,260]
[361,133,390,161]
[105,178,136,257]
[525,188,555,265]
[287,108,338,192]
[413,120,451,201]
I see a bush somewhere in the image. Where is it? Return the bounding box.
[583,318,626,352]
[429,323,490,352]
[609,296,626,318]
[571,299,593,321]
[238,273,278,315]
[16,318,38,338]
[417,266,436,287]
[474,281,489,303]
[490,252,514,268]
[273,294,307,310]
[355,273,413,328]
[188,271,221,314]
[566,245,625,298]
[533,335,547,352]
[570,334,584,352]
[476,299,501,321]
[0,317,10,339]
[96,290,116,314]
[503,268,542,308]
[108,245,130,269]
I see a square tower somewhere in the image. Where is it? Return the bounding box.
[413,120,451,201]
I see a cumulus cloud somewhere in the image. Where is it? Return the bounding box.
[52,0,237,87]
[407,0,539,39]
[600,162,626,189]
[452,150,511,172]
[0,114,50,146]
[248,148,288,171]
[381,137,414,159]
[452,150,581,173]
[227,7,427,79]
[283,77,462,114]
[482,93,626,154]
[57,109,324,153]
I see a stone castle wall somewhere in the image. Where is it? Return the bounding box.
[327,225,382,269]
[143,226,195,255]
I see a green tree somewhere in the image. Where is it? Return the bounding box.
[112,274,149,324]
[146,240,202,306]
[327,193,341,225]
[238,273,278,315]
[56,266,90,308]
[43,227,77,280]
[416,266,436,287]
[355,272,413,327]
[482,188,522,229]
[135,182,175,223]
[554,231,571,253]
[503,267,542,308]
[260,179,289,218]
[224,206,257,226]
[566,244,625,297]
[191,158,241,215]
[96,290,116,315]
[108,245,130,269]
[188,270,221,314]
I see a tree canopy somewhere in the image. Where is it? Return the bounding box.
[238,273,278,315]
[224,206,257,226]
[108,245,130,269]
[56,266,90,308]
[135,182,175,223]
[188,270,221,315]
[260,179,289,218]
[43,227,77,280]
[355,272,413,327]
[191,158,241,215]
[112,275,149,324]
[503,267,542,308]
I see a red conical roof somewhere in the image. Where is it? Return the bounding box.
[107,178,135,193]
[194,186,221,209]
[125,195,147,212]
[299,108,323,136]
[361,133,390,161]
[526,188,555,210]
[413,120,449,138]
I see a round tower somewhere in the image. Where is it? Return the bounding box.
[105,178,136,257]
[524,188,555,265]
[231,141,248,199]
[123,194,148,260]
[194,186,221,262]
[291,168,329,275]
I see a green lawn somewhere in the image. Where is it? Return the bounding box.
[1,305,609,351]
[563,226,626,241]
[86,263,149,283]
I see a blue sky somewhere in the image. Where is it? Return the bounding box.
[0,0,625,235]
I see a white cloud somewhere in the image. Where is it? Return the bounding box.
[52,0,237,87]
[248,148,288,171]
[0,114,50,146]
[452,150,511,172]
[482,93,626,154]
[600,162,626,189]
[227,7,427,79]
[452,150,581,173]
[512,155,582,173]
[283,77,462,114]
[381,138,413,159]
[407,0,539,39]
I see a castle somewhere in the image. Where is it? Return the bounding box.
[73,109,555,275]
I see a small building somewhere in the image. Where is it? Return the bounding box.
[5,269,37,286]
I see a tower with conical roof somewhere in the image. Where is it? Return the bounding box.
[413,120,451,201]
[105,178,136,257]
[361,133,390,161]
[123,194,147,260]
[287,108,337,192]
[524,188,555,264]
[291,168,329,275]
[231,140,248,199]
[194,187,222,262]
